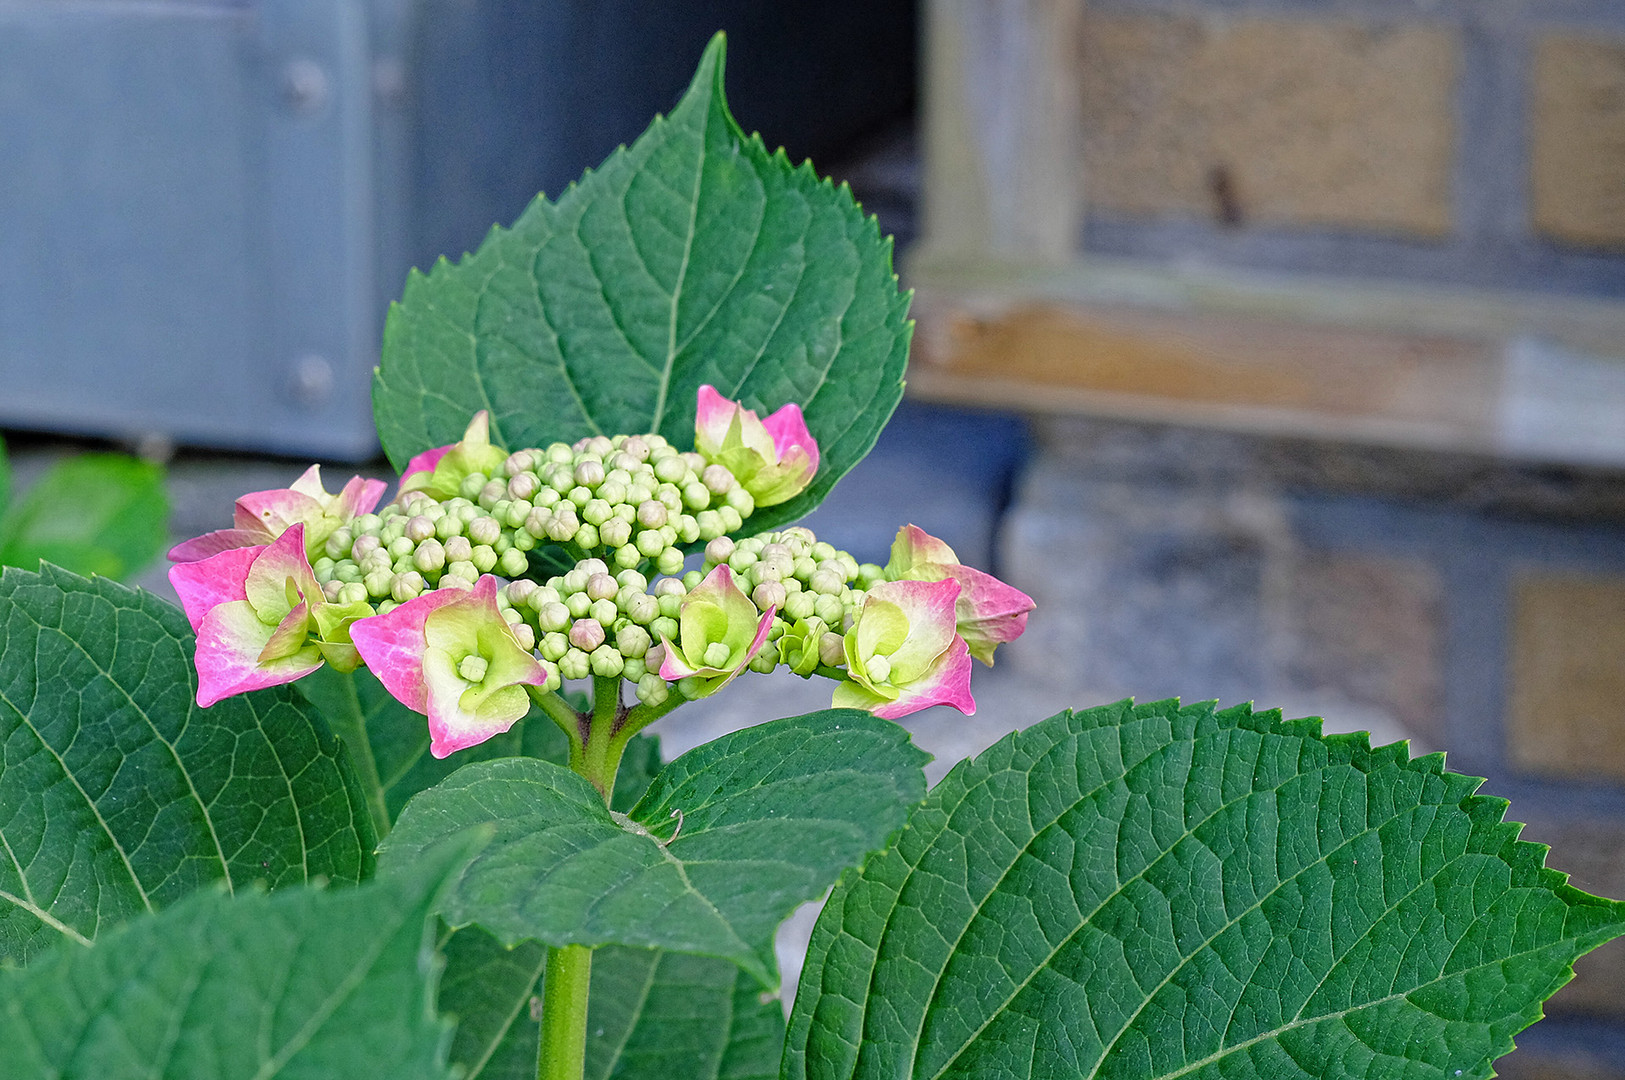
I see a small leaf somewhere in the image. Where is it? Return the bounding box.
[437,930,782,1080]
[381,710,927,986]
[0,835,472,1079]
[0,565,375,964]
[783,700,1625,1080]
[296,666,659,838]
[0,453,168,581]
[372,33,911,533]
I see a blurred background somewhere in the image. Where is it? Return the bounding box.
[4,1,1625,1072]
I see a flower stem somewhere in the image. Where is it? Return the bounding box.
[537,944,592,1080]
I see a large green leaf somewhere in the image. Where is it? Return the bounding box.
[0,565,374,964]
[784,699,1625,1080]
[0,835,472,1079]
[372,33,911,533]
[296,665,659,839]
[0,453,168,581]
[438,929,783,1080]
[380,710,928,986]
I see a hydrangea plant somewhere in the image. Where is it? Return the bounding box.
[0,35,1621,1080]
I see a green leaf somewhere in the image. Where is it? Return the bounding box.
[0,564,375,964]
[380,710,928,986]
[0,453,168,581]
[295,666,659,839]
[437,930,783,1080]
[0,834,472,1079]
[372,33,911,533]
[783,700,1625,1080]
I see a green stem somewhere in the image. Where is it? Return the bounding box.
[537,944,593,1080]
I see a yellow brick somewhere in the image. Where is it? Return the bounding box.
[1531,35,1625,250]
[1508,573,1625,781]
[1079,14,1458,235]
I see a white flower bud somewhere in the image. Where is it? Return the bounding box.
[559,649,591,682]
[600,518,632,548]
[443,536,473,564]
[351,533,382,562]
[590,598,618,626]
[597,479,627,506]
[505,579,538,607]
[636,500,668,529]
[701,464,734,495]
[585,572,618,601]
[820,632,846,667]
[626,593,659,625]
[574,460,605,487]
[547,510,579,542]
[338,582,369,606]
[413,538,446,573]
[538,601,572,633]
[468,515,502,547]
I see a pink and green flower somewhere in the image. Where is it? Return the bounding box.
[349,575,555,758]
[168,524,372,708]
[883,524,1034,666]
[832,577,975,719]
[693,385,819,507]
[657,564,774,697]
[397,411,510,501]
[168,465,386,563]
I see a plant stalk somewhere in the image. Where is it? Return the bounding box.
[537,944,593,1080]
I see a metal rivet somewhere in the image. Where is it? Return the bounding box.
[282,58,329,115]
[290,354,334,408]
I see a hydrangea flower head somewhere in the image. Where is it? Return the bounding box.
[884,524,1034,666]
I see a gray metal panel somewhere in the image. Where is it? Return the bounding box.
[0,0,384,458]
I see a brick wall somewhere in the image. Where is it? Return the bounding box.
[1074,0,1625,297]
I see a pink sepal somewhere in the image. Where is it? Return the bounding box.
[760,400,819,477]
[193,601,322,708]
[168,529,269,564]
[348,586,465,714]
[870,637,975,719]
[169,546,262,632]
[400,444,453,487]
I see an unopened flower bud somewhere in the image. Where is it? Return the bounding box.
[507,472,539,501]
[510,622,537,652]
[538,601,571,633]
[583,499,612,527]
[338,582,369,606]
[704,536,735,566]
[626,593,659,624]
[637,672,669,706]
[590,598,618,626]
[471,545,498,573]
[586,573,618,602]
[636,500,668,529]
[785,590,817,622]
[322,580,344,602]
[392,571,426,603]
[600,518,632,549]
[352,534,382,562]
[499,548,530,577]
[590,646,624,678]
[701,464,734,495]
[614,544,641,569]
[565,593,592,619]
[540,632,568,662]
[574,460,605,487]
[616,569,648,592]
[616,624,651,659]
[559,649,590,681]
[457,654,489,683]
[820,631,846,667]
[650,616,678,644]
[635,530,666,558]
[468,515,502,547]
[444,536,473,564]
[569,619,605,652]
[751,581,786,612]
[413,538,446,573]
[506,579,538,608]
[446,560,479,584]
